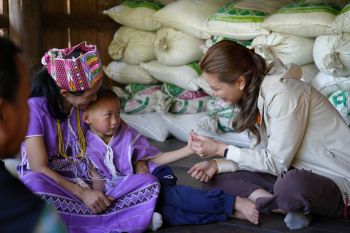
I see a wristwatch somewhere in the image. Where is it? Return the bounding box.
[223,147,229,158]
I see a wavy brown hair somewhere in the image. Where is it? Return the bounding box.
[200,40,267,145]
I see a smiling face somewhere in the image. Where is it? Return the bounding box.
[203,72,245,105]
[83,97,121,144]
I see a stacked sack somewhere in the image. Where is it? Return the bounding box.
[103,0,350,145]
[103,0,212,142]
[259,0,349,126]
[104,0,168,141]
[149,0,259,147]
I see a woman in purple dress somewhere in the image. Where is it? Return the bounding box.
[18,42,160,233]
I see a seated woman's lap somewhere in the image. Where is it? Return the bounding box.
[256,169,343,217]
[201,170,276,197]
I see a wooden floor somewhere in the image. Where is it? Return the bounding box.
[148,138,350,233]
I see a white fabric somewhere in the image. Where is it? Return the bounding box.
[108,27,156,64]
[103,61,155,84]
[161,112,253,148]
[262,1,339,38]
[153,27,204,66]
[152,0,231,39]
[311,72,350,97]
[313,33,350,77]
[252,32,314,66]
[206,0,292,40]
[140,61,200,91]
[103,3,161,31]
[332,3,350,33]
[195,75,212,95]
[121,113,169,142]
[300,63,319,84]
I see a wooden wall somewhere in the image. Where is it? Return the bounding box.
[1,0,121,86]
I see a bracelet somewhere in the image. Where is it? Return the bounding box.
[223,147,228,158]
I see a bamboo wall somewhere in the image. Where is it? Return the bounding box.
[1,0,122,86]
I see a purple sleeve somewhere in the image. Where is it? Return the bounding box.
[26,98,45,137]
[129,129,161,163]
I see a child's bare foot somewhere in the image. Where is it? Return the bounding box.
[232,196,259,225]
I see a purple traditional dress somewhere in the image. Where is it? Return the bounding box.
[19,97,160,233]
[85,122,160,184]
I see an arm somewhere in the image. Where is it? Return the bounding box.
[148,131,195,165]
[25,136,112,213]
[148,145,193,165]
[90,167,105,192]
[224,90,309,175]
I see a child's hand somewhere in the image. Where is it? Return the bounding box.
[134,160,149,174]
[187,130,196,153]
[187,160,218,182]
[190,132,226,158]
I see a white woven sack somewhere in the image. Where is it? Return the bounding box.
[108,26,156,64]
[207,0,293,40]
[333,3,350,33]
[300,63,319,84]
[161,112,253,148]
[328,90,350,126]
[263,1,341,38]
[195,75,212,95]
[140,61,201,91]
[313,33,350,77]
[121,112,170,142]
[103,1,162,31]
[154,27,204,66]
[252,32,314,66]
[152,0,231,39]
[311,71,350,97]
[103,61,155,84]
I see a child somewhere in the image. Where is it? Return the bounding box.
[82,87,259,228]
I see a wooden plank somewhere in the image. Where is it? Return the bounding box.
[0,0,8,15]
[42,14,117,29]
[9,0,42,73]
[0,15,8,28]
[70,0,96,15]
[41,0,68,52]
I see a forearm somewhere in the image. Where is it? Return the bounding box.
[149,146,193,165]
[35,166,87,199]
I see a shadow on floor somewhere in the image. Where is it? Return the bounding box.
[148,138,350,233]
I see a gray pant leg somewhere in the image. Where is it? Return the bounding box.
[256,169,343,217]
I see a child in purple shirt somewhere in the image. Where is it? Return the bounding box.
[82,87,259,228]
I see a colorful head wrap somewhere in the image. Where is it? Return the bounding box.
[41,42,103,92]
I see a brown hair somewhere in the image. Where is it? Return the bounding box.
[87,86,120,110]
[200,40,267,144]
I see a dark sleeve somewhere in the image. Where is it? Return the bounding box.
[0,161,45,233]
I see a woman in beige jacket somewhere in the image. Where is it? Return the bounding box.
[188,40,350,230]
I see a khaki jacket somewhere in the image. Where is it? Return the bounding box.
[217,60,350,203]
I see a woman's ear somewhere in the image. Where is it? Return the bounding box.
[60,89,69,98]
[236,76,246,91]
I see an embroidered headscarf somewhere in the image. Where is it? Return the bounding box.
[41,42,103,92]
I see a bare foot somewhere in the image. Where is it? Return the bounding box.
[232,196,259,225]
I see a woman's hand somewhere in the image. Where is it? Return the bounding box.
[187,160,219,182]
[80,188,113,214]
[190,132,227,158]
[134,160,149,174]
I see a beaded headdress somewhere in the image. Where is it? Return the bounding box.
[41,42,103,92]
